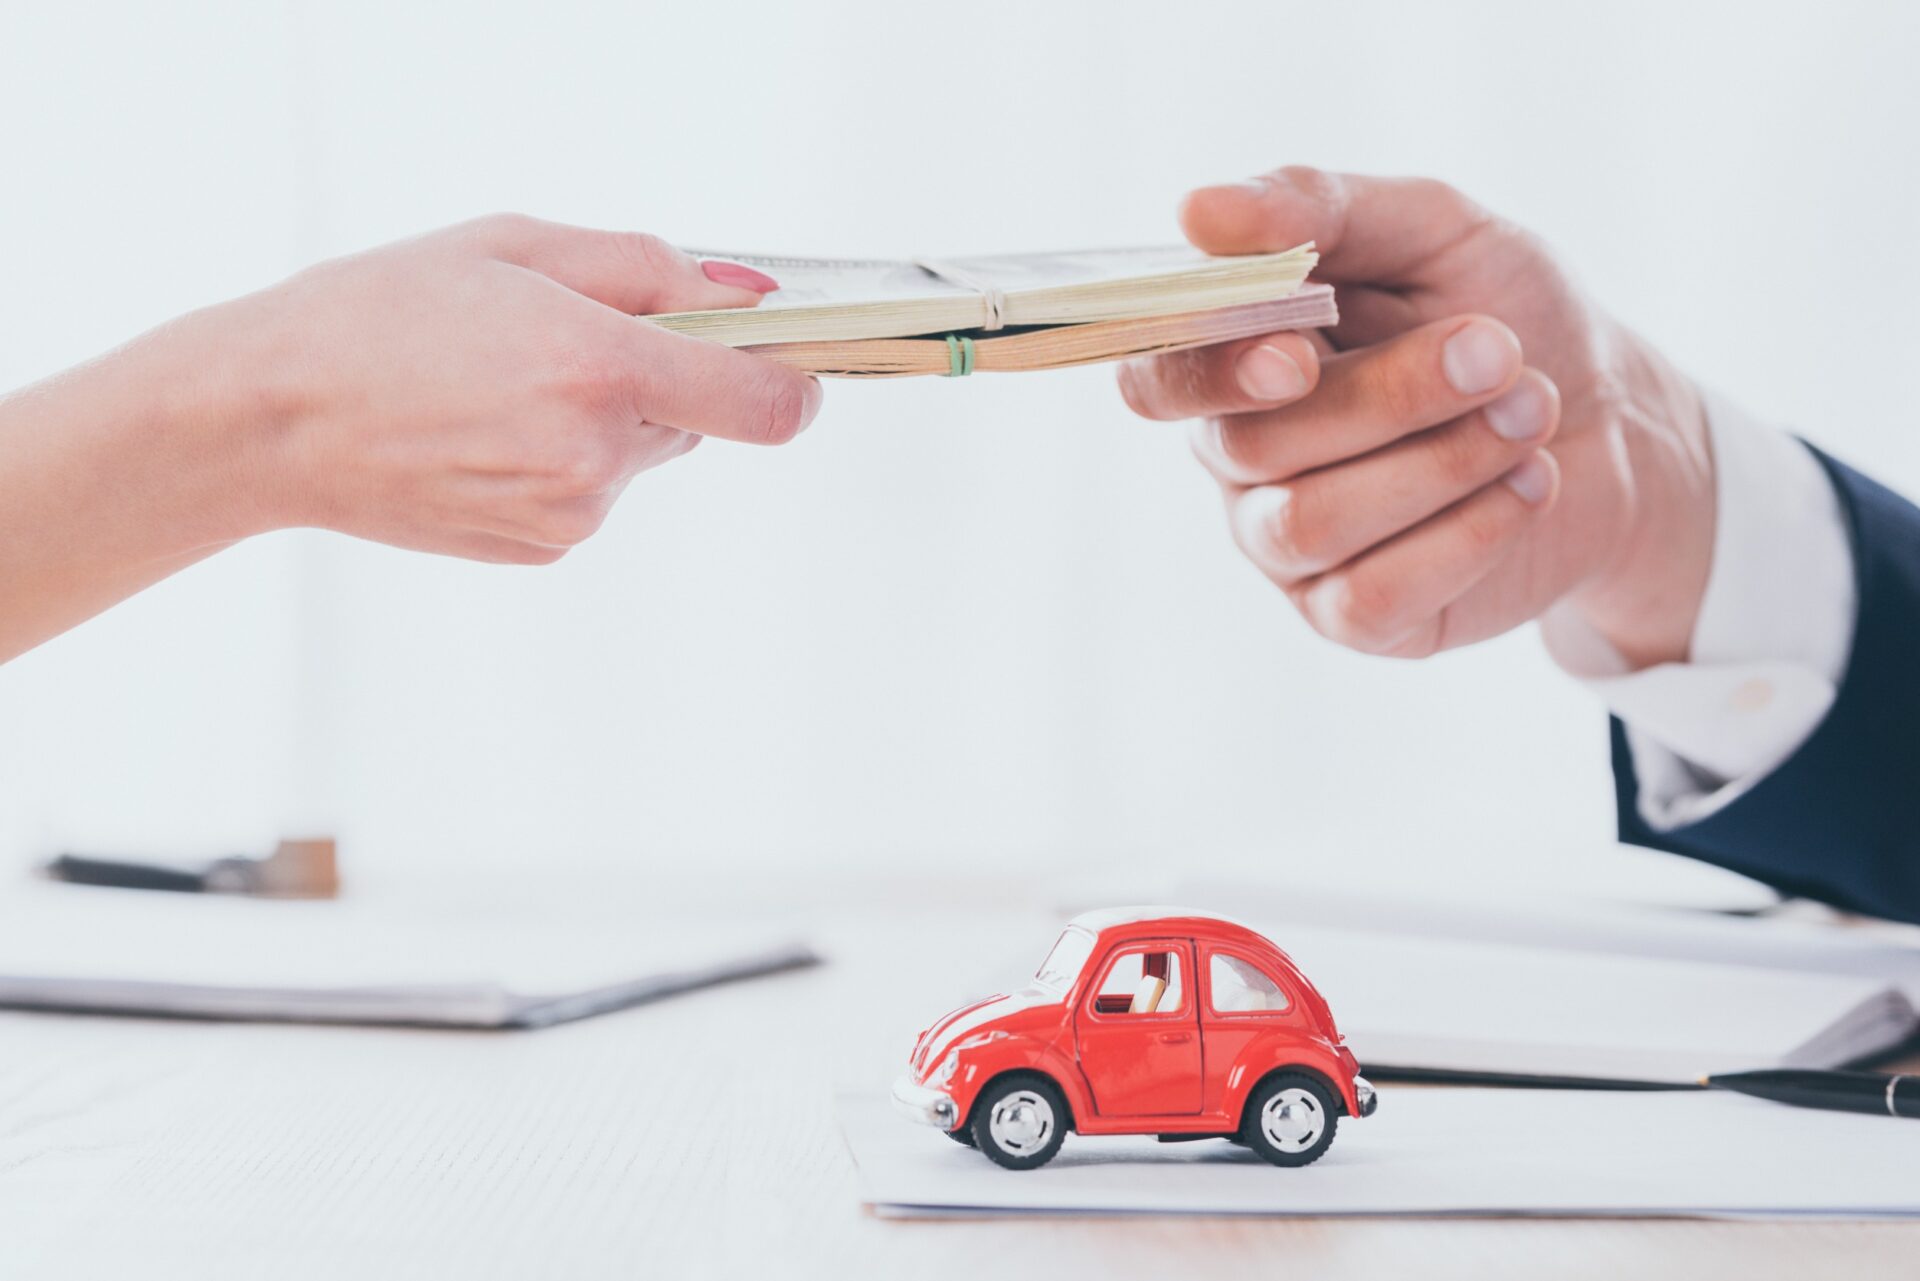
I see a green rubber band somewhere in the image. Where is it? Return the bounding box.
[942,334,977,378]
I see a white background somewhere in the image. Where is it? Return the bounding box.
[1,1,1915,896]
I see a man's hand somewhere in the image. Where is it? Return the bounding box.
[1117,169,1715,666]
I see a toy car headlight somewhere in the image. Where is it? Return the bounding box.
[927,1050,960,1088]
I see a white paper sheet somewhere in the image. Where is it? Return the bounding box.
[1267,924,1914,1082]
[0,883,817,1027]
[1148,882,1920,1083]
[1182,879,1920,996]
[838,1087,1920,1219]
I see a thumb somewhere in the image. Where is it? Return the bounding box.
[475,214,779,315]
[1179,167,1495,290]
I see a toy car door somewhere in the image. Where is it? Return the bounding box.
[1072,939,1202,1115]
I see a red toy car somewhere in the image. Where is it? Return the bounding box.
[893,907,1375,1169]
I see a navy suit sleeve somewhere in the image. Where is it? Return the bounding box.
[1611,446,1920,924]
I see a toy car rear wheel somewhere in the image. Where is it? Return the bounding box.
[968,1073,1068,1170]
[1240,1072,1338,1167]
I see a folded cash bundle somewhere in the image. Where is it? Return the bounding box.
[650,244,1334,378]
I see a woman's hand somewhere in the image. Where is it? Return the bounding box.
[0,214,820,659]
[1117,168,1714,667]
[206,213,818,563]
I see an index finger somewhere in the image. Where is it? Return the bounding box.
[472,214,778,316]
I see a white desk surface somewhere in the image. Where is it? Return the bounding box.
[2,880,1914,1281]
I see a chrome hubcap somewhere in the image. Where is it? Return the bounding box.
[1260,1088,1325,1152]
[988,1090,1055,1155]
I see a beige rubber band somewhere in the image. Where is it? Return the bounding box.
[914,258,1008,331]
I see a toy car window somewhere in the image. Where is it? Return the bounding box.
[1208,952,1290,1014]
[1034,927,1094,992]
[1093,948,1186,1015]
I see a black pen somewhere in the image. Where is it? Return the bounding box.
[1702,1069,1920,1119]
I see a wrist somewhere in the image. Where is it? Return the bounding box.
[1562,327,1716,669]
[121,292,309,545]
[0,303,297,659]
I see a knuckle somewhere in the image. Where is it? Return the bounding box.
[544,432,624,494]
[1263,487,1327,571]
[500,541,568,566]
[1121,353,1211,422]
[1276,165,1343,208]
[545,335,637,410]
[1459,491,1521,552]
[1534,376,1565,442]
[744,373,810,445]
[1428,420,1493,489]
[1116,360,1159,419]
[634,426,699,470]
[536,498,612,548]
[611,230,678,276]
[470,211,543,250]
[1174,351,1220,417]
[1499,219,1556,267]
[1417,178,1510,259]
[1406,176,1472,216]
[1355,352,1430,427]
[1410,178,1500,246]
[1208,419,1267,484]
[1390,622,1445,661]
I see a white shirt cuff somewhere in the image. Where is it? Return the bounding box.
[1540,390,1856,830]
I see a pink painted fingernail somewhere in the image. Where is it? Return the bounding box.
[700,259,779,293]
[1236,342,1308,402]
[1442,320,1521,396]
[1503,453,1554,505]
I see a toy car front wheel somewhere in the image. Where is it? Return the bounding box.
[945,1126,976,1146]
[1240,1072,1338,1167]
[968,1074,1068,1170]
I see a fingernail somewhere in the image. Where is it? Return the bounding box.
[1483,378,1551,441]
[1441,320,1520,396]
[1503,453,1554,505]
[701,259,779,293]
[1190,418,1230,472]
[1235,486,1294,566]
[1235,343,1308,402]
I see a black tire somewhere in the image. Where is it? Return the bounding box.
[1239,1071,1339,1167]
[945,1126,976,1146]
[968,1073,1069,1170]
